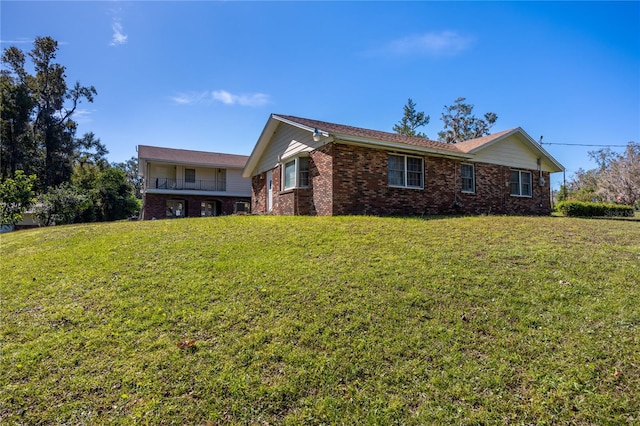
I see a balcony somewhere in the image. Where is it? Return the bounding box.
[147,177,226,192]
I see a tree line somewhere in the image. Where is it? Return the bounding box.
[559,143,639,208]
[1,37,139,229]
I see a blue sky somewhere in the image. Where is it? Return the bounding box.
[2,1,639,189]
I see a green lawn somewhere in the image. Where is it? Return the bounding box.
[1,216,639,424]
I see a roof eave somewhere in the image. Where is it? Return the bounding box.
[466,127,565,173]
[242,114,281,178]
[336,134,472,159]
[515,128,565,173]
[139,158,244,169]
[272,114,319,134]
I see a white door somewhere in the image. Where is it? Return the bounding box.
[266,171,273,212]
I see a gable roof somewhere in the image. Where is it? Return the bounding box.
[243,114,564,177]
[455,128,564,171]
[138,145,248,168]
[453,128,517,153]
[275,114,463,153]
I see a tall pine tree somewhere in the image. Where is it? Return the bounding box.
[393,98,430,138]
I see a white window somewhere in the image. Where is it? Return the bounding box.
[282,156,310,190]
[510,170,532,197]
[461,164,475,193]
[388,154,423,189]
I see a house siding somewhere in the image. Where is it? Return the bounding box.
[469,134,559,172]
[254,123,325,176]
[146,163,249,194]
[226,168,252,194]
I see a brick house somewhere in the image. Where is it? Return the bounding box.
[242,114,564,216]
[138,145,251,220]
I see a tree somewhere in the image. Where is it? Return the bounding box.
[73,132,109,169]
[588,147,617,172]
[1,47,38,181]
[1,37,98,190]
[593,142,640,206]
[438,97,498,144]
[0,170,36,227]
[565,168,601,202]
[29,36,97,188]
[34,184,89,226]
[71,164,139,222]
[114,156,143,199]
[93,168,139,221]
[393,98,430,138]
[562,142,639,207]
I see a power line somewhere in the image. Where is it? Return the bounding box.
[540,142,628,147]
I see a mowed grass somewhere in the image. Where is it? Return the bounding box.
[1,215,638,425]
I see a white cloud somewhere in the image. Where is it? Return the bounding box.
[171,90,270,107]
[212,90,270,107]
[110,21,128,46]
[170,91,210,105]
[0,38,33,45]
[373,31,474,57]
[73,109,94,125]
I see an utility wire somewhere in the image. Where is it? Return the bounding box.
[540,142,628,147]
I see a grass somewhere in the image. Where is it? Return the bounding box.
[1,215,639,424]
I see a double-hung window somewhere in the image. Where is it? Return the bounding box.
[461,164,475,193]
[509,170,532,197]
[388,154,423,189]
[282,156,309,190]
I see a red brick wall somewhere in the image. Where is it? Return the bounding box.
[310,145,334,216]
[248,142,552,216]
[330,143,551,215]
[251,174,267,213]
[142,193,250,220]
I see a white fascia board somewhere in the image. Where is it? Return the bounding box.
[512,128,565,172]
[272,115,327,136]
[242,115,280,178]
[521,133,565,172]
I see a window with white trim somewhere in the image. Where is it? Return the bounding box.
[461,164,475,193]
[282,156,309,190]
[509,170,532,197]
[388,154,423,189]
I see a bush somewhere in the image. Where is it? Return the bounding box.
[556,200,634,217]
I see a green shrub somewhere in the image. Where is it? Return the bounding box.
[556,200,634,217]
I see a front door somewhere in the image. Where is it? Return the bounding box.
[266,171,273,212]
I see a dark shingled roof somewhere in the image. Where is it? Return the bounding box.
[274,114,465,153]
[138,145,248,168]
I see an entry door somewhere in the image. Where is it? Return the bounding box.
[266,171,273,212]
